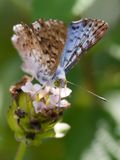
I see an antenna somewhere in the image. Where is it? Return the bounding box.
[67,80,108,102]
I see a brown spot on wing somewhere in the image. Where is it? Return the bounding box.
[31,19,67,75]
[12,19,67,82]
[12,22,42,56]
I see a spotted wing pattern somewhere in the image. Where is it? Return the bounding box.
[60,19,108,73]
[12,19,67,84]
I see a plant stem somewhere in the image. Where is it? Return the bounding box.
[15,142,26,160]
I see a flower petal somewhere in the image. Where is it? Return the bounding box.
[21,82,33,93]
[56,99,70,108]
[60,88,72,98]
[33,84,41,91]
[50,87,72,98]
[38,86,50,99]
[54,122,71,138]
[49,95,60,106]
[33,101,46,113]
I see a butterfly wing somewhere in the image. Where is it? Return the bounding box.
[12,19,67,84]
[60,19,108,73]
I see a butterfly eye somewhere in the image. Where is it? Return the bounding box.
[54,79,61,87]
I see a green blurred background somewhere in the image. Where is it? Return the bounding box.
[1,0,120,159]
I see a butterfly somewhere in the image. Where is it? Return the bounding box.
[11,18,108,86]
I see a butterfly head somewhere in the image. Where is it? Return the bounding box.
[54,78,67,88]
[53,65,67,87]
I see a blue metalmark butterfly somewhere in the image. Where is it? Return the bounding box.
[11,18,108,86]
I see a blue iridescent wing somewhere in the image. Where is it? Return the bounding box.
[60,19,108,73]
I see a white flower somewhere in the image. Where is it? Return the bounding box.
[33,101,47,113]
[56,99,70,108]
[38,86,50,99]
[49,94,60,107]
[50,87,72,98]
[54,122,71,138]
[21,82,41,96]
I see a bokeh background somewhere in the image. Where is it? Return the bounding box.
[1,0,120,159]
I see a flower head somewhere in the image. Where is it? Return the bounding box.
[8,76,71,145]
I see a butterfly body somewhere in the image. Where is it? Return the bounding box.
[12,18,108,86]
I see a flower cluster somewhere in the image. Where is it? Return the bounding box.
[8,76,71,145]
[21,81,71,114]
